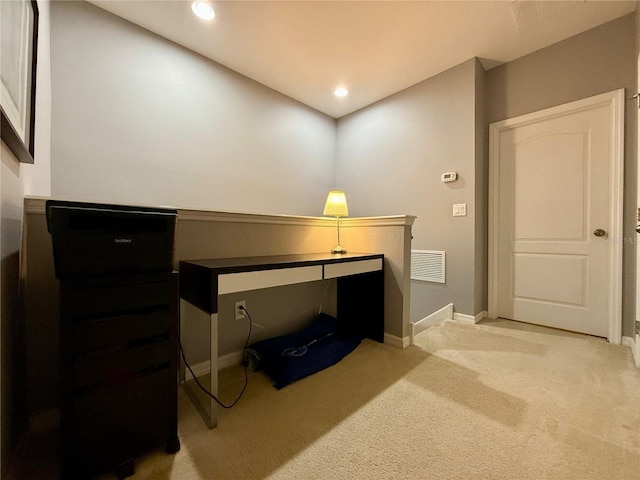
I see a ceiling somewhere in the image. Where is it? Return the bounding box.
[88,0,637,119]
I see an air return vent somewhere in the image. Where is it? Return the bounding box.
[411,250,445,283]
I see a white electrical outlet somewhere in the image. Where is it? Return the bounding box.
[234,300,246,320]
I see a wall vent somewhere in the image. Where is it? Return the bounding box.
[411,250,445,283]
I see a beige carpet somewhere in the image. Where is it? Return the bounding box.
[12,318,640,479]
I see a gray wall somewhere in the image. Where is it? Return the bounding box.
[486,13,637,338]
[335,12,638,332]
[1,144,26,479]
[1,0,51,475]
[50,1,336,216]
[336,58,485,320]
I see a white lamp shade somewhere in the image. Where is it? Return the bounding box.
[323,191,348,217]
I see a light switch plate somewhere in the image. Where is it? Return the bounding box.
[453,203,467,217]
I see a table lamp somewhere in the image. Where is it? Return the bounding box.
[323,190,349,254]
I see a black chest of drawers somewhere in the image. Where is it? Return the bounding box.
[46,200,180,479]
[59,272,180,479]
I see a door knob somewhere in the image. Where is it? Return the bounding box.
[593,229,607,237]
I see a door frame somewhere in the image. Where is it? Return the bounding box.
[636,52,640,366]
[488,89,625,344]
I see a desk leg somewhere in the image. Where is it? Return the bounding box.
[337,270,385,342]
[179,300,219,429]
[208,312,219,429]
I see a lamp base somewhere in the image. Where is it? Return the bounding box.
[331,245,347,254]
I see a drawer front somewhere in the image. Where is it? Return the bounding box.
[73,341,169,390]
[218,265,323,294]
[63,280,171,320]
[54,249,174,280]
[323,258,383,279]
[73,308,169,358]
[70,368,170,477]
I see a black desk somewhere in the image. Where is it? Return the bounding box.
[179,252,384,428]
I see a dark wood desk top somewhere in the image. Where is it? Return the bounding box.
[181,252,382,273]
[179,252,383,314]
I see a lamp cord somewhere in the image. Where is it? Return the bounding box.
[178,306,253,409]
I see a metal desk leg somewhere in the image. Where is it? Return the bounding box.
[208,311,219,428]
[179,299,219,429]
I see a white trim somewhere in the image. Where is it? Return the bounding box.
[410,303,453,344]
[219,351,245,370]
[635,52,640,370]
[453,313,475,324]
[184,360,210,380]
[185,332,417,379]
[623,335,640,368]
[451,310,487,325]
[488,89,624,344]
[186,331,414,378]
[384,333,410,349]
[179,210,416,227]
[621,336,634,349]
[23,195,416,227]
[453,310,487,325]
[488,116,500,321]
[185,331,415,379]
[179,209,331,226]
[342,216,417,227]
[621,336,639,368]
[184,351,245,380]
[608,89,624,344]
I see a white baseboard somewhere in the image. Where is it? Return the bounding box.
[453,310,487,325]
[410,303,453,345]
[185,350,245,380]
[220,350,244,369]
[409,306,488,343]
[384,333,410,349]
[185,332,412,376]
[622,335,639,368]
[185,360,210,379]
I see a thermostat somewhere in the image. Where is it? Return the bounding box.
[441,172,458,183]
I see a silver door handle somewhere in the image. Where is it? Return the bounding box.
[593,229,607,237]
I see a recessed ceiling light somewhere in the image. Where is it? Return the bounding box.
[334,88,349,97]
[192,2,215,20]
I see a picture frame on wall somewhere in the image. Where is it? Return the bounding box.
[1,0,39,164]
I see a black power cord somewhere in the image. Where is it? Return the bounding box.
[179,305,253,409]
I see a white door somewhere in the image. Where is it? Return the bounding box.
[489,90,623,341]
